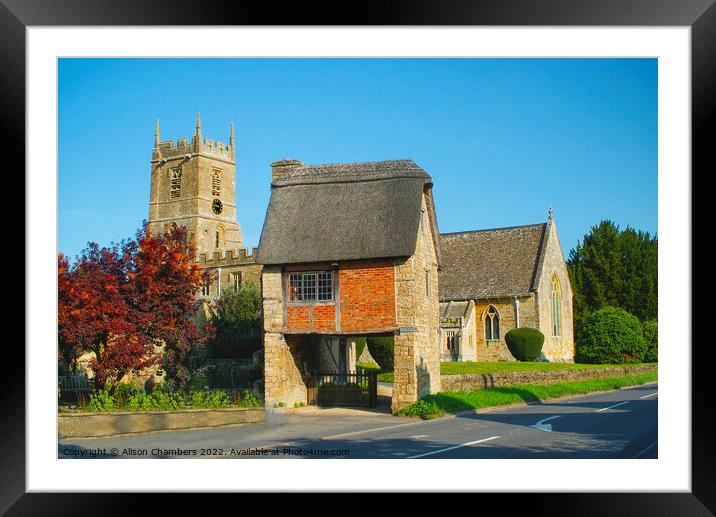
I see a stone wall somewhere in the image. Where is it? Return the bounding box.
[473,299,517,362]
[439,300,477,361]
[58,407,265,439]
[197,258,262,300]
[392,191,441,412]
[263,333,316,406]
[263,266,294,406]
[439,364,657,392]
[470,295,537,362]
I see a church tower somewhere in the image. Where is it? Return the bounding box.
[148,114,244,258]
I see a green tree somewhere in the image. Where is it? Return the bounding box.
[567,220,657,337]
[642,320,658,363]
[209,283,262,359]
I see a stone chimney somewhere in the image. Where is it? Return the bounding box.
[271,159,303,183]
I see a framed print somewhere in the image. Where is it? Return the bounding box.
[3,0,715,513]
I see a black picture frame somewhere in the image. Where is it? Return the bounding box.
[3,0,713,513]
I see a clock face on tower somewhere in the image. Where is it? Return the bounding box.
[212,198,223,215]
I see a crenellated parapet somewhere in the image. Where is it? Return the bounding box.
[151,114,235,163]
[153,137,231,162]
[197,247,259,266]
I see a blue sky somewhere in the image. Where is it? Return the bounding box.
[58,58,657,260]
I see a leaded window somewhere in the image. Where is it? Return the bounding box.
[288,272,333,302]
[551,274,562,337]
[447,334,460,353]
[232,271,242,290]
[318,272,333,301]
[485,305,500,341]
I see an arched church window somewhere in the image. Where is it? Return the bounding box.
[212,168,222,197]
[170,167,182,198]
[551,274,562,336]
[215,226,225,249]
[485,305,500,341]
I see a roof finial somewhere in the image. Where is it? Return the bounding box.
[193,112,203,152]
[548,207,554,220]
[154,118,160,148]
[228,121,235,160]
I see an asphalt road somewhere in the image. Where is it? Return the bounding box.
[59,382,657,459]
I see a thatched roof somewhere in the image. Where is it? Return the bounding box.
[256,160,440,265]
[438,223,548,301]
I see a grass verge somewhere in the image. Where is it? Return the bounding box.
[356,363,394,383]
[395,372,658,420]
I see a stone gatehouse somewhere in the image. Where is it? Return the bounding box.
[256,159,442,412]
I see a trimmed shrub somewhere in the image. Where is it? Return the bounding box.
[367,336,394,372]
[575,306,647,364]
[505,328,545,362]
[642,320,658,363]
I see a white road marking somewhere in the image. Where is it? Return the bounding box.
[406,435,500,459]
[530,415,561,432]
[640,392,658,399]
[410,435,430,439]
[321,421,424,440]
[595,401,629,412]
[632,441,658,458]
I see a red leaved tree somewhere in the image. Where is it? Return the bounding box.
[124,223,214,390]
[58,222,214,392]
[57,243,155,391]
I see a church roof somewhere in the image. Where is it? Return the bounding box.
[255,159,441,265]
[438,222,548,301]
[440,300,474,320]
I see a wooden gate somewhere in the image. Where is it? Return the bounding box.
[308,370,378,407]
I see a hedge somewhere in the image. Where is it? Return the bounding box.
[575,306,647,364]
